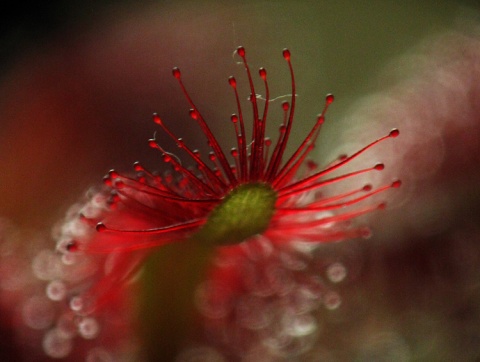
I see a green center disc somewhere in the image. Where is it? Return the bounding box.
[195,182,278,246]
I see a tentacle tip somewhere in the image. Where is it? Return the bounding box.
[172,67,181,79]
[189,108,199,120]
[282,48,291,61]
[236,46,246,57]
[374,163,385,171]
[259,67,267,80]
[389,128,400,138]
[133,161,144,172]
[96,222,107,232]
[108,169,119,179]
[325,93,334,104]
[153,113,162,124]
[392,179,402,188]
[103,175,112,187]
[363,184,373,192]
[228,76,237,88]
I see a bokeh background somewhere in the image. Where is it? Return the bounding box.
[1,0,480,360]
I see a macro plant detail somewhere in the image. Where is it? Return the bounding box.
[19,47,400,360]
[82,46,400,254]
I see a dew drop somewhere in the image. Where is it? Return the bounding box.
[282,101,289,111]
[46,280,67,301]
[282,48,291,61]
[374,163,385,171]
[42,329,73,359]
[229,76,237,88]
[325,93,334,104]
[78,317,100,339]
[231,114,238,123]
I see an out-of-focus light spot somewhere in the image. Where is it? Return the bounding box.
[32,249,62,281]
[323,290,342,310]
[69,296,84,312]
[326,262,347,283]
[195,281,232,320]
[236,295,272,330]
[42,328,73,359]
[46,280,67,301]
[86,347,113,362]
[176,346,225,362]
[285,314,318,337]
[356,332,410,362]
[78,317,100,339]
[56,312,78,339]
[22,295,55,330]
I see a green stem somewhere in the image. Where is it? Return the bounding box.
[139,236,215,361]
